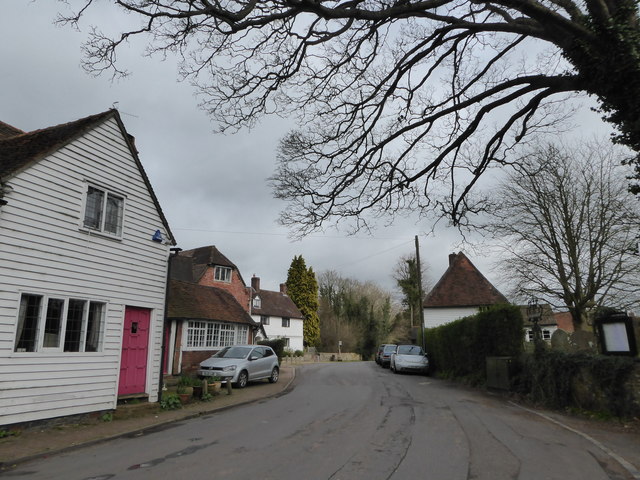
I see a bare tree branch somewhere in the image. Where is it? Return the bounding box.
[59,0,640,233]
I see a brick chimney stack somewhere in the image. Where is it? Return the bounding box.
[280,283,287,295]
[251,275,260,291]
[449,253,458,266]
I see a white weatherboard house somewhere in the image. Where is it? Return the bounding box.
[0,110,175,427]
[250,276,305,351]
[423,252,509,328]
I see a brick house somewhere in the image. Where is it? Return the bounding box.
[164,246,261,375]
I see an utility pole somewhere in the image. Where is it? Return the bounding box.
[414,235,426,352]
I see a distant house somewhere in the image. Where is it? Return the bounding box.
[250,276,304,351]
[423,252,509,328]
[519,304,559,343]
[175,246,251,310]
[0,110,175,427]
[165,246,261,375]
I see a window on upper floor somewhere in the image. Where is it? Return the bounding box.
[214,266,232,282]
[82,185,125,237]
[14,293,106,353]
[282,317,290,328]
[253,296,261,309]
[261,315,270,325]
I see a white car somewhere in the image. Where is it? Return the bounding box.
[390,344,429,375]
[197,345,279,388]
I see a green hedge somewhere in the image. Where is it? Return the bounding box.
[424,304,523,383]
[513,351,638,417]
[258,338,287,361]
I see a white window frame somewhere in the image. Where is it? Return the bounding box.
[282,317,290,328]
[261,315,270,325]
[214,266,232,283]
[81,183,126,238]
[525,328,552,342]
[237,325,249,344]
[13,293,106,353]
[253,296,261,309]
[184,321,249,350]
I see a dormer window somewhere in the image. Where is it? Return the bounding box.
[214,266,232,282]
[253,296,261,309]
[82,185,124,237]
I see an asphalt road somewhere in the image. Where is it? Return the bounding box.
[5,362,636,480]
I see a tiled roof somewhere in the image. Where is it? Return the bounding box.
[178,245,246,285]
[0,111,114,179]
[424,252,508,308]
[168,279,258,326]
[252,289,303,319]
[0,121,24,139]
[0,110,175,245]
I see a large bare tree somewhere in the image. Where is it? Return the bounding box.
[62,0,640,234]
[485,141,640,329]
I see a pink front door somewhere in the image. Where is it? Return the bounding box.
[118,307,151,396]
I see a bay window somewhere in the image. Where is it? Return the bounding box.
[185,321,250,349]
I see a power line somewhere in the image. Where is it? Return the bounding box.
[171,226,408,241]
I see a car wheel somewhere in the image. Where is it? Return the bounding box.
[236,370,248,388]
[268,366,279,383]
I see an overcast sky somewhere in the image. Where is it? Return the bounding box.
[1,2,614,300]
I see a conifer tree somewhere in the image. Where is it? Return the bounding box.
[286,256,320,348]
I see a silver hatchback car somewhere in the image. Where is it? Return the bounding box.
[198,345,279,388]
[390,344,429,375]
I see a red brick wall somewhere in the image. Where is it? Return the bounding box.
[198,267,250,312]
[181,350,219,376]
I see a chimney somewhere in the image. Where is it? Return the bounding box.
[280,283,287,295]
[127,134,138,154]
[449,253,458,266]
[251,275,260,291]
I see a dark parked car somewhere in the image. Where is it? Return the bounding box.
[375,344,393,365]
[379,344,397,368]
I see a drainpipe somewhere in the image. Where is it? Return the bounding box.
[159,246,181,399]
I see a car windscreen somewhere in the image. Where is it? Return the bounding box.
[397,345,423,355]
[214,346,251,359]
[383,345,396,353]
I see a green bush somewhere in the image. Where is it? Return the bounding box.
[177,375,199,387]
[424,304,523,383]
[513,350,638,417]
[160,393,182,410]
[258,338,287,360]
[294,350,304,357]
